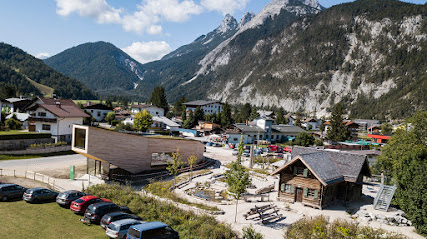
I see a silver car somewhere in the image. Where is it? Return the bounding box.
[106,219,144,239]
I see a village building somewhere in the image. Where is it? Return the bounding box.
[183,100,223,115]
[5,112,30,129]
[194,121,222,136]
[354,119,381,131]
[272,147,370,209]
[130,104,165,117]
[301,118,322,130]
[71,125,204,178]
[1,97,32,113]
[82,102,113,122]
[367,133,391,144]
[226,117,305,144]
[26,97,89,142]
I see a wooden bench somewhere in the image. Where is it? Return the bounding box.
[243,204,282,223]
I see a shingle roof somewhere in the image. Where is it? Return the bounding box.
[39,104,90,118]
[130,104,162,109]
[83,103,112,111]
[272,146,369,185]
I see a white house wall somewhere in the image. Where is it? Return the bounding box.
[87,109,111,121]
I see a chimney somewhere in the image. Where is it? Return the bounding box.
[56,101,61,108]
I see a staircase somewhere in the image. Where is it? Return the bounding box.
[373,184,396,211]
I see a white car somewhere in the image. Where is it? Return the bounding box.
[106,218,144,239]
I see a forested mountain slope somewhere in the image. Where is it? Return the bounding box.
[0,43,96,99]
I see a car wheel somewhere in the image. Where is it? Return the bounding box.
[2,195,8,201]
[32,198,38,204]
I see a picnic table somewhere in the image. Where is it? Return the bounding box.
[243,204,282,224]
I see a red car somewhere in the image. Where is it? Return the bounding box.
[70,195,111,214]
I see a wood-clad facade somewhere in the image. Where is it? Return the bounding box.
[272,148,370,209]
[72,125,204,175]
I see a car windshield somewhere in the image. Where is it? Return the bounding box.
[58,193,67,198]
[74,199,84,203]
[128,228,140,238]
[108,223,119,231]
[25,189,33,194]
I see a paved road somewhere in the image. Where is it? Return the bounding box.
[0,154,86,171]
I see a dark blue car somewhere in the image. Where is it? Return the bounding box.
[127,221,179,239]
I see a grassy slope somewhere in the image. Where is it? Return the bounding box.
[0,201,105,239]
[25,77,54,97]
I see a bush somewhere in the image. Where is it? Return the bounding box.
[294,132,315,147]
[242,225,263,239]
[284,216,407,239]
[314,139,324,146]
[29,141,67,148]
[110,120,120,127]
[85,183,236,239]
[4,118,22,130]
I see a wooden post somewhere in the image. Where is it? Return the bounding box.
[34,172,36,181]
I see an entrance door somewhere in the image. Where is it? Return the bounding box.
[295,188,303,202]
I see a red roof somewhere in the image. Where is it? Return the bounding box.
[367,134,391,140]
[29,98,89,118]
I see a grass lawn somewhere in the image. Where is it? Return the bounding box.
[0,200,106,239]
[0,151,76,161]
[0,130,40,135]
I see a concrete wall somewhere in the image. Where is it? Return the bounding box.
[0,138,55,150]
[0,145,71,154]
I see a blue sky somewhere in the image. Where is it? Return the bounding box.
[0,0,425,64]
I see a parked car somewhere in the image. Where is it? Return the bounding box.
[84,202,130,224]
[127,221,179,239]
[106,219,144,239]
[23,188,58,203]
[56,190,86,208]
[0,184,26,201]
[70,195,112,214]
[101,212,143,229]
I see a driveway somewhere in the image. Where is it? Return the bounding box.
[0,154,87,172]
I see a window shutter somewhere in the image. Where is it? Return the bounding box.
[304,188,308,197]
[303,168,308,177]
[293,166,297,175]
[290,185,295,194]
[281,183,285,192]
[314,190,318,199]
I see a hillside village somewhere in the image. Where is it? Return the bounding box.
[0,0,426,239]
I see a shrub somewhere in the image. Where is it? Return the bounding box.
[284,216,407,239]
[242,225,263,239]
[4,118,22,130]
[110,120,120,127]
[85,183,236,239]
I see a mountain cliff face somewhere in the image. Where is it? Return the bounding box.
[136,13,250,96]
[44,41,144,94]
[145,0,425,119]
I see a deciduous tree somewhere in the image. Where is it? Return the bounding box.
[134,110,153,132]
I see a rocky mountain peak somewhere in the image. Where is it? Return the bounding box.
[239,11,256,28]
[216,14,238,34]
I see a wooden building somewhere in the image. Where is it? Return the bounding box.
[71,125,204,178]
[272,147,370,209]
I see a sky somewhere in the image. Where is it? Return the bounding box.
[0,0,425,64]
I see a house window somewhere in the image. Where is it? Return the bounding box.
[42,124,51,131]
[293,166,309,177]
[97,111,101,117]
[74,128,86,150]
[234,138,238,141]
[280,184,294,194]
[38,112,46,117]
[304,188,319,199]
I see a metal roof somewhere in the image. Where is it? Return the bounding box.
[234,124,265,133]
[272,125,305,134]
[182,100,221,106]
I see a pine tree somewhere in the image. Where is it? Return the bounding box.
[221,102,232,127]
[148,86,169,112]
[327,103,350,142]
[194,106,204,123]
[241,103,252,121]
[249,107,260,121]
[275,107,286,124]
[173,96,187,116]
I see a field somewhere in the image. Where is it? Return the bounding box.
[0,130,39,135]
[0,151,76,161]
[0,200,106,239]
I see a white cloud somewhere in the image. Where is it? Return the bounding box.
[35,53,50,59]
[56,0,122,24]
[201,0,249,15]
[121,41,172,64]
[55,0,249,34]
